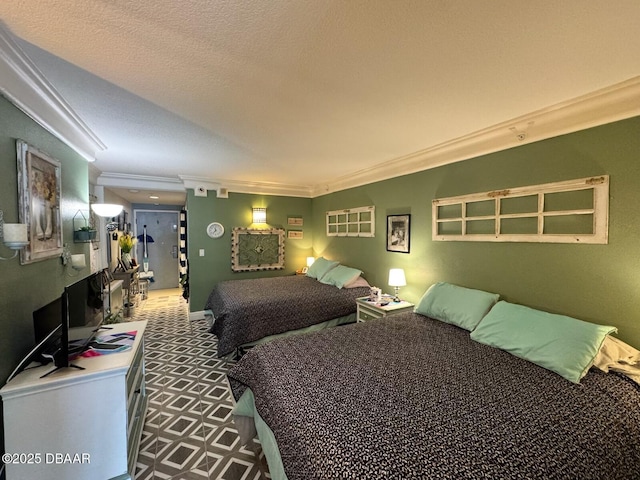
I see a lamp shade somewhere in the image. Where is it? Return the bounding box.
[252,207,267,224]
[3,223,28,243]
[388,268,406,287]
[306,256,315,267]
[91,203,123,217]
[71,254,86,270]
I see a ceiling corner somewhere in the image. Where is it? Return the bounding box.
[0,23,106,162]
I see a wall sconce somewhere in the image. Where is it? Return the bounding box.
[388,268,406,302]
[0,210,29,260]
[252,207,267,224]
[61,245,86,276]
[71,254,86,270]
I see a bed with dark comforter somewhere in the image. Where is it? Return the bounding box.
[228,312,640,480]
[205,275,370,357]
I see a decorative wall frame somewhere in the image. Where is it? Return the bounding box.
[287,230,303,239]
[326,205,375,237]
[231,227,285,272]
[387,214,411,253]
[287,217,303,226]
[432,176,609,244]
[16,140,63,264]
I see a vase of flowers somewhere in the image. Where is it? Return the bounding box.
[118,233,136,269]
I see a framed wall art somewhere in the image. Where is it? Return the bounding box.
[16,140,63,264]
[287,230,303,239]
[387,214,410,253]
[231,227,285,272]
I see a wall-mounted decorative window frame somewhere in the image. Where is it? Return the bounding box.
[326,206,375,237]
[432,176,609,244]
[231,227,285,271]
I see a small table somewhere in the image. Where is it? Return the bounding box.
[356,296,414,322]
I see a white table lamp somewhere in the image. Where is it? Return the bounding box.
[388,268,406,302]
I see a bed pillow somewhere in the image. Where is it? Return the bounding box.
[414,282,499,331]
[470,301,617,384]
[320,265,363,289]
[592,335,640,385]
[305,257,339,280]
[344,275,370,289]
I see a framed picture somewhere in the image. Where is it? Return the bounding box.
[16,140,63,264]
[287,217,303,226]
[387,214,410,253]
[117,210,128,232]
[231,228,285,272]
[287,230,303,239]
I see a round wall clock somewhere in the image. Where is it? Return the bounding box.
[206,222,225,238]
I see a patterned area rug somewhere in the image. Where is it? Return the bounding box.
[131,291,270,480]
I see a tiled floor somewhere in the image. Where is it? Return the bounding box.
[131,289,270,480]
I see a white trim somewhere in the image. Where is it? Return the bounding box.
[0,25,106,162]
[180,175,313,198]
[312,77,640,197]
[98,172,185,192]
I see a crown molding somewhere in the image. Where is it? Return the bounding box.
[311,76,640,197]
[97,172,185,192]
[179,175,313,198]
[97,172,313,199]
[0,25,106,162]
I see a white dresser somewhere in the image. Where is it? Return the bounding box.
[1,320,148,480]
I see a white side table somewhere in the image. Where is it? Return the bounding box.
[356,296,414,322]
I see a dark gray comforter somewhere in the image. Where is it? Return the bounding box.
[228,312,640,480]
[205,275,370,356]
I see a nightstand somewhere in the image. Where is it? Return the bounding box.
[356,296,414,322]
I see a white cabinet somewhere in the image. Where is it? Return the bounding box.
[356,296,414,322]
[1,321,148,480]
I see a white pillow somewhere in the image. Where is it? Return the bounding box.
[593,335,640,384]
[344,275,370,289]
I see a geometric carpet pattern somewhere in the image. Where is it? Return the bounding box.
[129,290,271,480]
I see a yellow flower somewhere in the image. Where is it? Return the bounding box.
[118,234,136,253]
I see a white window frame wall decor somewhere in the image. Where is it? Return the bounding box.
[432,176,609,244]
[326,206,375,237]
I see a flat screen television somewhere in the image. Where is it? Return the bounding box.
[7,269,107,381]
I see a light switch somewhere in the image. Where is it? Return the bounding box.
[199,249,205,256]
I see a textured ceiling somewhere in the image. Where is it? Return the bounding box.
[1,1,640,203]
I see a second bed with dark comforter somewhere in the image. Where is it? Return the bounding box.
[228,312,640,480]
[205,275,370,356]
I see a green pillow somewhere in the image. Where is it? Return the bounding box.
[319,265,362,289]
[470,301,617,384]
[414,282,499,331]
[305,257,339,280]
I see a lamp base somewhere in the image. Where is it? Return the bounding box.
[393,286,401,302]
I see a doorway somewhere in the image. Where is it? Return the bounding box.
[134,210,180,290]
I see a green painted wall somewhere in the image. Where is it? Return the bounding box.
[187,191,312,311]
[0,95,92,454]
[311,116,640,348]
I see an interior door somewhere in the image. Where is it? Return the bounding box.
[135,211,180,290]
